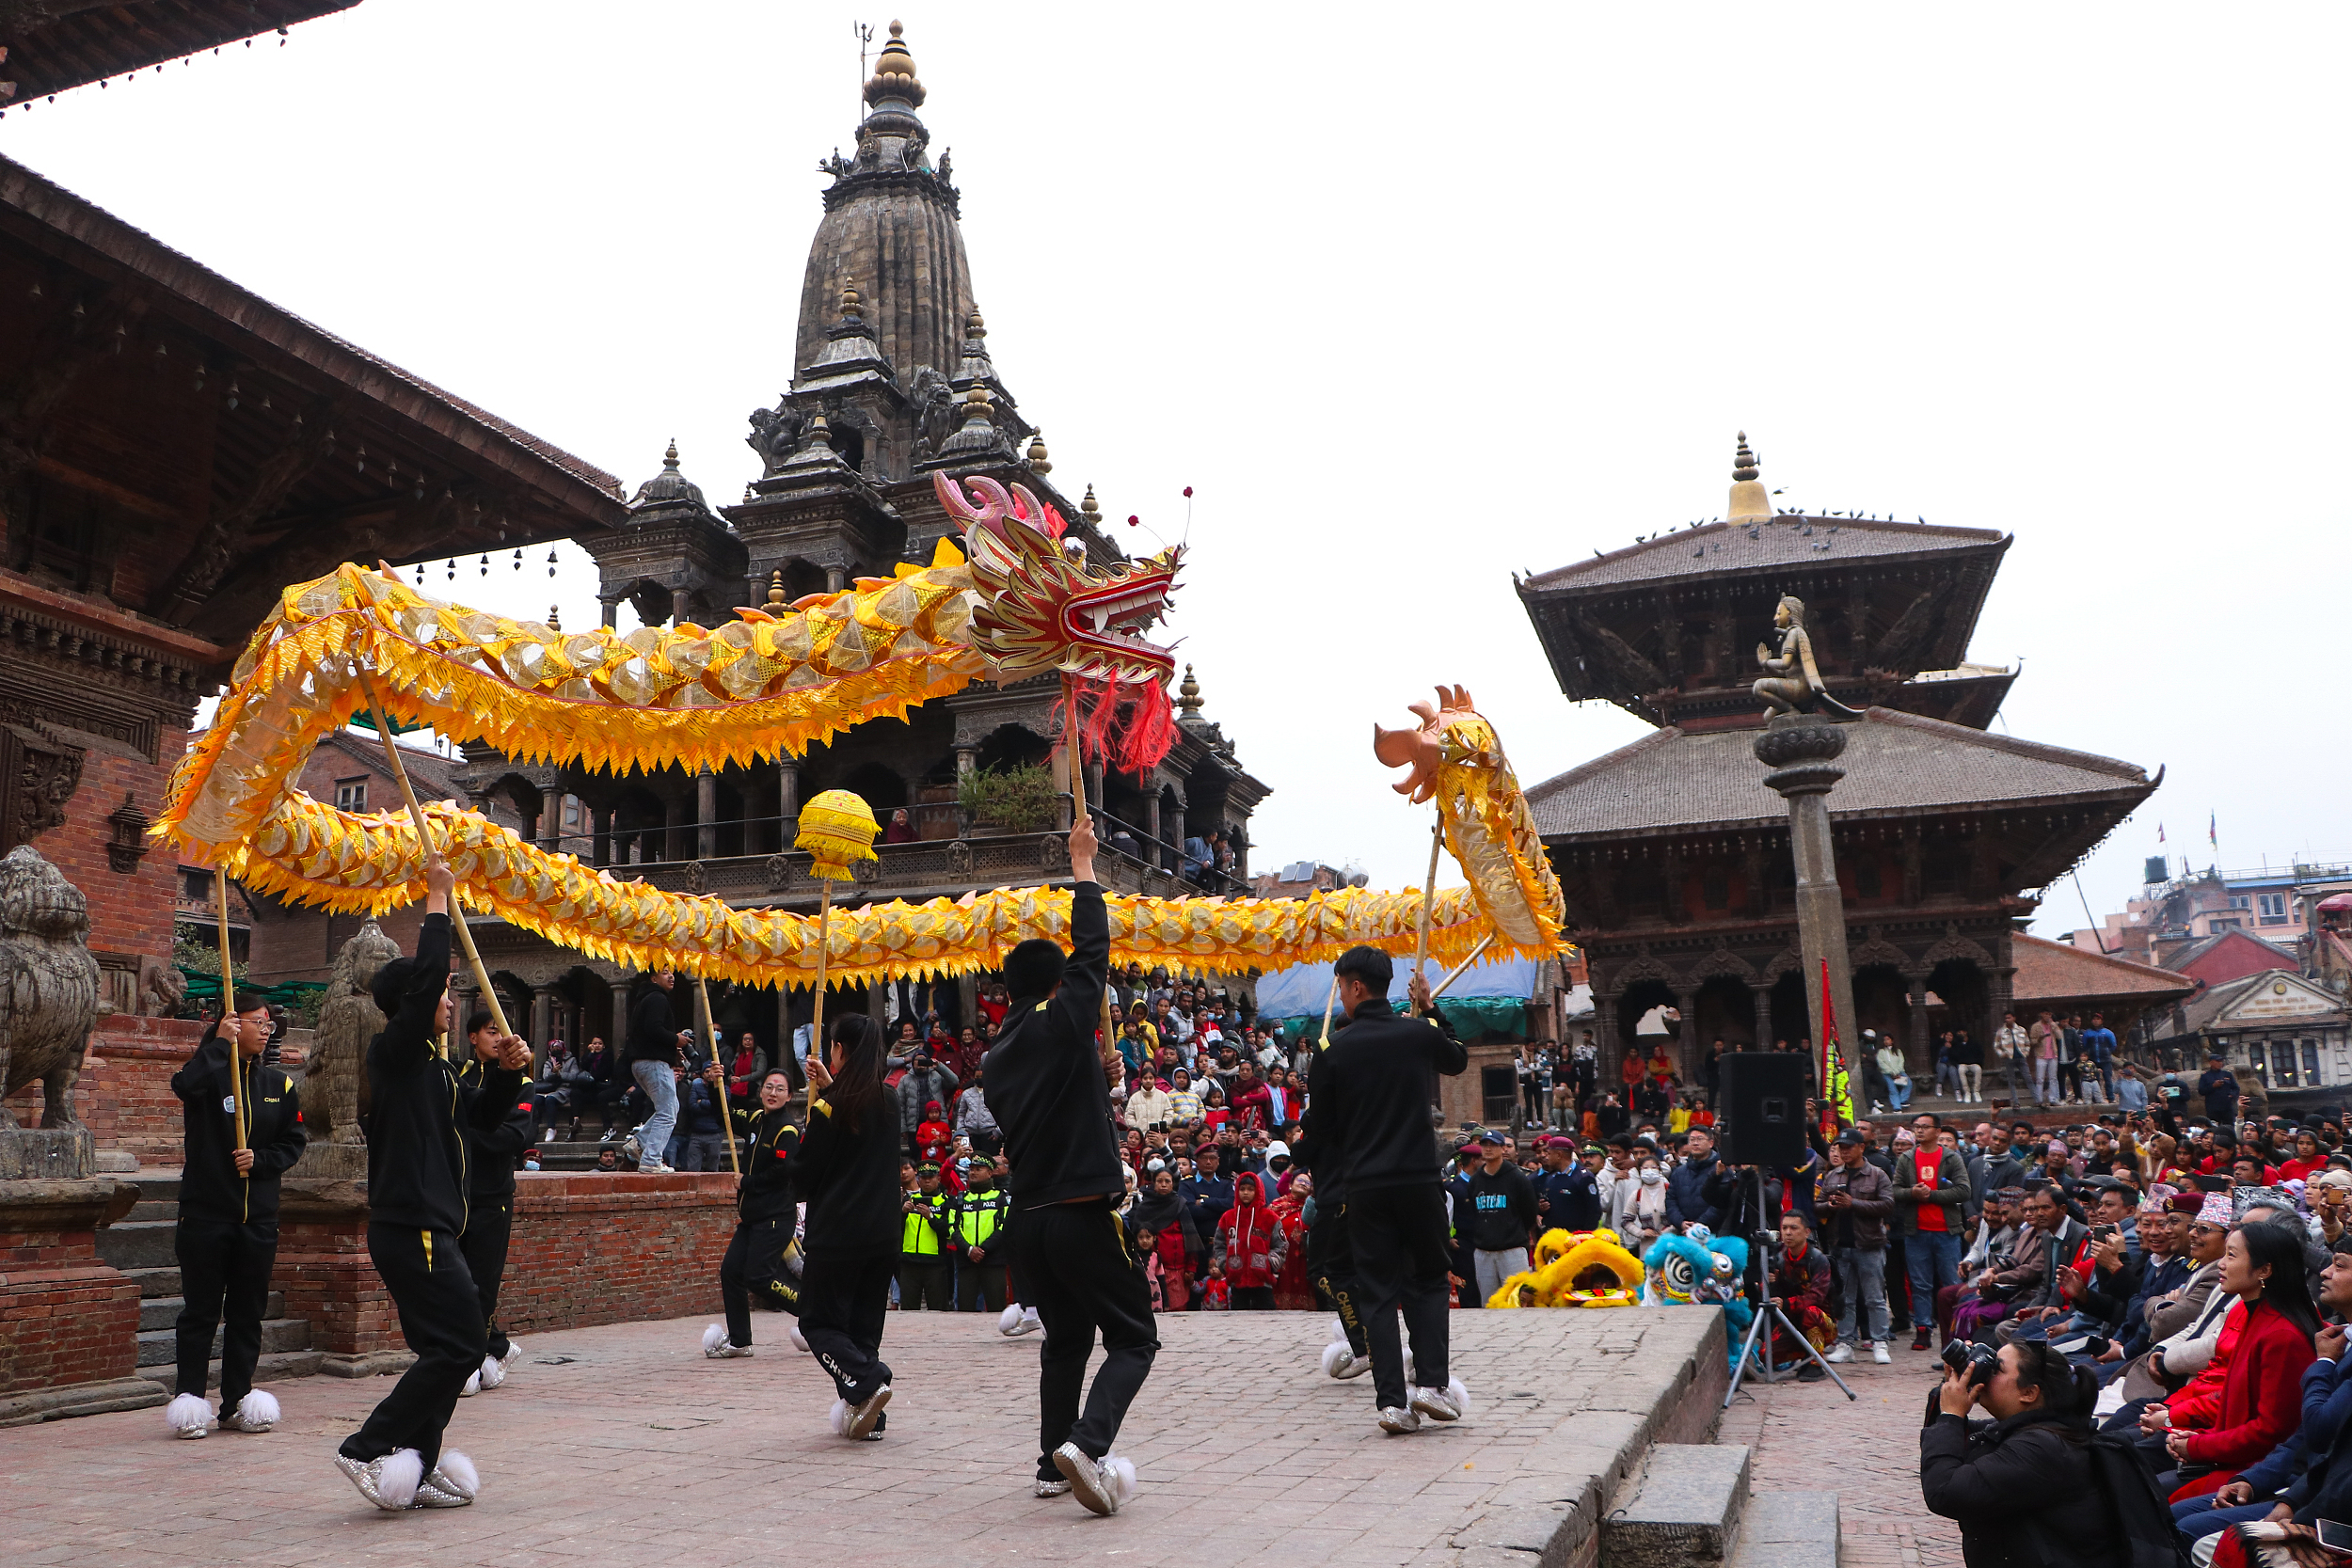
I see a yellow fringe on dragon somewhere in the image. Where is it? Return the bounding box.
[155,473,1568,984]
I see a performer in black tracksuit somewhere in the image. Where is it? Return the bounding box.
[707,1062,804,1353]
[334,862,530,1510]
[793,1012,902,1438]
[984,813,1157,1514]
[167,988,306,1436]
[456,1011,537,1387]
[1313,944,1468,1432]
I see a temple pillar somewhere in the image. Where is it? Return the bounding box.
[697,768,719,860]
[825,567,847,594]
[530,985,555,1059]
[955,746,976,776]
[1594,991,1622,1097]
[1987,964,2020,1106]
[670,587,691,627]
[600,597,618,629]
[591,806,612,867]
[1755,716,1860,1106]
[664,796,687,862]
[1750,983,1773,1049]
[1905,974,1932,1080]
[1142,790,1160,850]
[540,785,563,851]
[1675,988,1700,1078]
[610,979,633,1056]
[778,760,800,838]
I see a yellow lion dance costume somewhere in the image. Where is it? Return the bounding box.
[1484,1228,1644,1309]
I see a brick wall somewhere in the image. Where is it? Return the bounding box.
[4,1016,205,1164]
[500,1172,733,1335]
[0,1188,140,1395]
[34,726,183,967]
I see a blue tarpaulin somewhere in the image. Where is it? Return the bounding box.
[1253,955,1540,1042]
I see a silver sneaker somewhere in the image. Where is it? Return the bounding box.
[1378,1406,1423,1435]
[846,1385,891,1440]
[1033,1478,1073,1497]
[706,1342,755,1360]
[411,1480,470,1509]
[1409,1386,1461,1422]
[333,1454,402,1512]
[1052,1440,1118,1515]
[1333,1353,1372,1380]
[217,1412,273,1434]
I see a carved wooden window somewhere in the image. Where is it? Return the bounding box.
[334,777,368,811]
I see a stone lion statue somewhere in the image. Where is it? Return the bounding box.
[306,919,401,1145]
[0,846,103,1131]
[138,957,187,1018]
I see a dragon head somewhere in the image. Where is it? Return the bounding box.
[931,471,1182,691]
[1371,684,1481,804]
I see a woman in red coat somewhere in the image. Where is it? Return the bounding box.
[2157,1220,2320,1499]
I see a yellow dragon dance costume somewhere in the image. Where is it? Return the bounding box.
[157,475,1567,987]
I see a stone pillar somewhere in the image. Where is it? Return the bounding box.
[1755,715,1861,1104]
[0,1180,149,1413]
[1675,988,1700,1078]
[778,761,800,839]
[825,567,847,594]
[664,797,687,862]
[590,807,612,867]
[1751,983,1773,1049]
[670,587,691,627]
[1594,992,1622,1099]
[955,747,976,776]
[611,979,633,1056]
[696,768,719,861]
[1905,974,1932,1079]
[1142,791,1160,850]
[531,985,555,1052]
[540,785,563,851]
[1987,964,2020,1106]
[600,597,618,629]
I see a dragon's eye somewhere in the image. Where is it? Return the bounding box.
[1659,1253,1698,1298]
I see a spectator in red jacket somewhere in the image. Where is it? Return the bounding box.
[1211,1172,1287,1309]
[2154,1220,2320,1499]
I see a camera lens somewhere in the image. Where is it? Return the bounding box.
[1939,1339,1970,1373]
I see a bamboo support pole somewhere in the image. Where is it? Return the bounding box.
[695,975,741,1177]
[1411,820,1442,1013]
[356,671,515,1044]
[215,867,247,1158]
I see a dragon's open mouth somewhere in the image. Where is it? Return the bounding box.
[1067,574,1177,667]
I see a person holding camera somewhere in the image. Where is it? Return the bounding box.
[1920,1338,2122,1565]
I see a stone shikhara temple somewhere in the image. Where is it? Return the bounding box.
[1518,436,2161,1084]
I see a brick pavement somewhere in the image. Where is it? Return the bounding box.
[0,1307,1723,1568]
[1715,1335,1964,1568]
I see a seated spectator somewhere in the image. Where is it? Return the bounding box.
[1767,1211,1836,1380]
[2142,1220,2319,1498]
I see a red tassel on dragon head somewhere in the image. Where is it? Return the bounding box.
[932,471,1184,770]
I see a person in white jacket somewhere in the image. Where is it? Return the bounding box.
[1611,1157,1670,1253]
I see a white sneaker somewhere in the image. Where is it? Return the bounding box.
[457,1370,480,1397]
[1051,1441,1122,1515]
[1871,1341,1892,1365]
[1409,1386,1461,1422]
[1378,1406,1423,1435]
[1012,1307,1041,1337]
[640,1162,674,1175]
[1825,1342,1854,1364]
[1335,1353,1372,1381]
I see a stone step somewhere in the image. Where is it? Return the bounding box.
[128,1170,182,1202]
[138,1292,284,1332]
[125,1266,182,1300]
[126,1199,179,1223]
[1601,1443,1753,1568]
[135,1349,325,1390]
[95,1220,178,1272]
[1726,1493,1838,1568]
[135,1317,310,1369]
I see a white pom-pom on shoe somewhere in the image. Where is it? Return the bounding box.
[701,1323,729,1354]
[478,1354,506,1391]
[431,1449,480,1499]
[1320,1341,1352,1377]
[828,1398,851,1436]
[378,1449,424,1510]
[234,1389,280,1430]
[998,1304,1023,1336]
[789,1323,809,1354]
[165,1392,212,1438]
[458,1370,480,1397]
[1446,1378,1473,1420]
[1100,1454,1138,1506]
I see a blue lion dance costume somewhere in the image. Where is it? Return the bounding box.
[1641,1227,1752,1366]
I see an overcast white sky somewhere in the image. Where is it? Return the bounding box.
[8,4,2346,932]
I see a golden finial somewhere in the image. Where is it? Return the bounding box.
[864,20,923,106]
[1025,428,1051,473]
[1727,430,1770,523]
[548,605,562,631]
[1080,483,1101,524]
[766,570,787,607]
[961,385,993,423]
[966,308,987,341]
[663,437,680,468]
[1177,664,1203,716]
[838,275,863,322]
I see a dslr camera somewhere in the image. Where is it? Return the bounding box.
[1941,1338,1998,1388]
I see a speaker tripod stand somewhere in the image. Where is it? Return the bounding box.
[1722,1166,1855,1406]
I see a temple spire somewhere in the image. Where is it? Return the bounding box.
[1727,430,1771,523]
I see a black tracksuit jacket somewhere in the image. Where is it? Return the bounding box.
[728,1103,803,1223]
[362,913,524,1234]
[980,880,1124,1207]
[1308,998,1468,1196]
[456,1056,537,1202]
[793,1088,900,1258]
[172,1026,307,1225]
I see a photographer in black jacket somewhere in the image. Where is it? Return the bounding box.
[456,1010,537,1396]
[1919,1338,2125,1567]
[333,861,529,1513]
[164,989,306,1439]
[1313,945,1469,1435]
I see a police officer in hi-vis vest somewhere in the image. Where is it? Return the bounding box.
[164,988,307,1439]
[898,1162,951,1309]
[947,1156,1012,1312]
